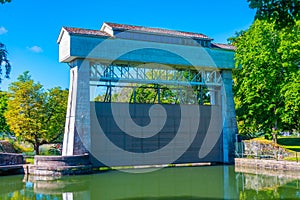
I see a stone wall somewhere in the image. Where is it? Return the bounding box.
[0,143,25,175]
[34,154,91,166]
[235,158,300,172]
[0,140,16,153]
[28,154,92,176]
[0,153,25,165]
[242,139,295,159]
[235,162,300,180]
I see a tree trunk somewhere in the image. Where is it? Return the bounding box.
[34,143,40,155]
[272,121,278,144]
[272,127,278,144]
[272,132,277,144]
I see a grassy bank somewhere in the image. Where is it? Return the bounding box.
[277,137,300,152]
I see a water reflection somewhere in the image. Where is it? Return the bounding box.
[0,175,24,196]
[235,166,300,199]
[237,173,300,200]
[0,165,300,199]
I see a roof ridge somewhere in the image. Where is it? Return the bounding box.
[212,42,233,45]
[63,26,111,37]
[104,22,212,40]
[211,43,236,50]
[63,26,103,32]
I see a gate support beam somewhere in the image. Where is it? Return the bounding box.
[62,59,91,156]
[221,70,238,164]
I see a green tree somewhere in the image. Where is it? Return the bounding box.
[0,1,12,83]
[0,0,11,4]
[248,0,300,28]
[4,71,68,154]
[0,91,10,134]
[42,87,69,144]
[0,43,11,83]
[134,84,180,104]
[277,20,300,132]
[279,70,300,132]
[234,19,300,138]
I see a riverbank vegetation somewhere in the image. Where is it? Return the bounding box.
[0,71,68,155]
[233,1,300,141]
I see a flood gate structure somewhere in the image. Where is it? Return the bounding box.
[57,22,238,167]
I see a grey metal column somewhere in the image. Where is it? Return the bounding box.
[62,59,91,156]
[221,70,238,163]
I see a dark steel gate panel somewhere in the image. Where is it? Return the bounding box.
[90,102,223,167]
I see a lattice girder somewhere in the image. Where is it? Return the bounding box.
[90,62,222,87]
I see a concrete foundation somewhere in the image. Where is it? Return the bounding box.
[27,154,92,176]
[235,158,300,172]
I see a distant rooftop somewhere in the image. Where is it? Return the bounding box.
[60,22,234,50]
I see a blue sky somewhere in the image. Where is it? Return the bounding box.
[0,0,255,91]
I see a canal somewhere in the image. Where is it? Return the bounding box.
[0,165,300,199]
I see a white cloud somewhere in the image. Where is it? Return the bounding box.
[27,45,43,53]
[0,26,8,35]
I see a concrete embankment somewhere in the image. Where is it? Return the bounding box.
[235,158,300,178]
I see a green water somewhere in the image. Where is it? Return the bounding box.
[0,165,300,200]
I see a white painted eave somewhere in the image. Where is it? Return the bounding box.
[57,27,68,44]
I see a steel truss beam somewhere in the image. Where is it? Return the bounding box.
[90,62,222,86]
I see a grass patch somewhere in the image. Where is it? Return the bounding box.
[25,157,34,164]
[277,137,300,146]
[252,137,274,144]
[284,157,298,162]
[252,137,268,141]
[280,146,300,152]
[277,137,300,152]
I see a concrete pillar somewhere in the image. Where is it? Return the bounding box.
[62,59,91,156]
[221,70,238,164]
